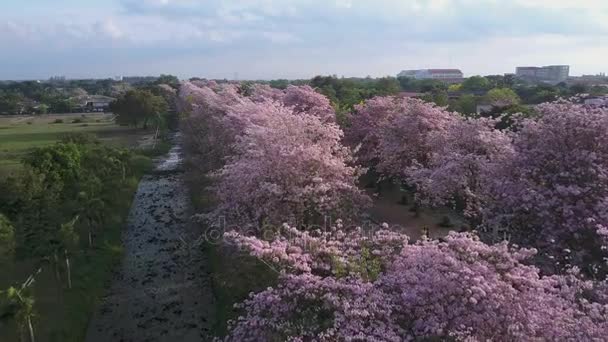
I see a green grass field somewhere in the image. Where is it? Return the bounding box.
[0,113,145,178]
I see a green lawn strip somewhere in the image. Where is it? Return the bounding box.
[188,177,278,337]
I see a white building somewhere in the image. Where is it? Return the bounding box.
[397,69,464,83]
[515,65,569,84]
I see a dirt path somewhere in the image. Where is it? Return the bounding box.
[85,138,214,342]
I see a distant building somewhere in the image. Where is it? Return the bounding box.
[567,73,608,86]
[49,76,67,83]
[72,95,115,112]
[515,65,569,84]
[397,69,464,84]
[122,76,159,85]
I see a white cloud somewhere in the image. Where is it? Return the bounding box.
[96,19,124,39]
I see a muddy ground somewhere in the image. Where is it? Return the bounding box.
[85,142,214,342]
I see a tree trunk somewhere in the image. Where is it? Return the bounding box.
[53,252,60,283]
[27,316,35,342]
[64,250,72,289]
[88,218,93,248]
[153,124,160,149]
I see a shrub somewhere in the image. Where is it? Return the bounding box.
[438,215,453,228]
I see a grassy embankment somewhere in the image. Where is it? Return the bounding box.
[0,113,171,342]
[187,176,278,337]
[0,113,146,178]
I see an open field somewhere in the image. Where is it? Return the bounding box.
[0,113,148,178]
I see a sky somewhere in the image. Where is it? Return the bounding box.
[1,0,607,80]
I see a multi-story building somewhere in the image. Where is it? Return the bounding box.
[515,65,569,84]
[397,69,464,84]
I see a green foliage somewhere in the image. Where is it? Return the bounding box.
[310,75,401,113]
[110,89,168,129]
[330,247,382,282]
[0,135,156,341]
[0,214,16,262]
[59,132,98,145]
[1,285,36,339]
[450,94,478,115]
[484,88,521,106]
[37,104,49,115]
[154,74,180,89]
[422,90,449,107]
[398,77,448,93]
[438,215,454,228]
[461,76,491,92]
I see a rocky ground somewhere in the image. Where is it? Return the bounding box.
[85,141,214,342]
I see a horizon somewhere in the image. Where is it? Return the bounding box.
[0,66,600,82]
[2,0,607,80]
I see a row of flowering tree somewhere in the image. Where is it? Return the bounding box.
[179,82,608,340]
[179,81,369,228]
[223,223,608,341]
[346,96,608,277]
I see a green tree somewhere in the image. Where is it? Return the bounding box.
[154,74,180,89]
[450,94,478,115]
[422,90,449,106]
[484,88,521,106]
[0,214,15,263]
[373,77,401,96]
[36,104,48,115]
[110,90,168,129]
[461,76,491,92]
[1,282,37,342]
[0,92,25,114]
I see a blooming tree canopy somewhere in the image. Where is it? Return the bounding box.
[482,101,608,276]
[224,224,608,341]
[408,117,514,220]
[346,97,455,180]
[206,102,369,227]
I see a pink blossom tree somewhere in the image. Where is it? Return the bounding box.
[345,97,455,180]
[206,101,369,227]
[408,117,514,220]
[482,101,608,276]
[179,81,250,174]
[282,85,336,122]
[375,98,455,180]
[344,96,400,168]
[223,224,608,341]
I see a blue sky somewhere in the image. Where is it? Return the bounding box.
[1,0,607,80]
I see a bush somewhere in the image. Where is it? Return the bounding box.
[26,121,32,125]
[53,119,64,124]
[72,118,84,124]
[129,155,153,175]
[438,215,454,228]
[60,133,98,145]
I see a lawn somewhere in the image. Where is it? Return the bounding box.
[0,113,146,178]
